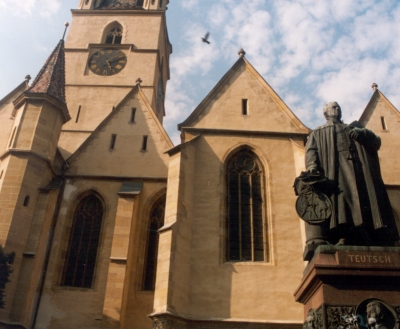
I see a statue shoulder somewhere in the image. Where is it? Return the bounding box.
[312,122,333,132]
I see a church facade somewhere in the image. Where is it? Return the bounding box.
[0,1,399,328]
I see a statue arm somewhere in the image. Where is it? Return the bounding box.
[349,127,381,151]
[364,128,381,151]
[305,133,320,173]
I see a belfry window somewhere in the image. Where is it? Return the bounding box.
[226,149,265,262]
[61,194,104,288]
[143,195,166,290]
[105,26,122,44]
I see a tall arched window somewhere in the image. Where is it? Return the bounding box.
[143,195,165,291]
[226,148,265,262]
[105,25,122,44]
[61,194,104,288]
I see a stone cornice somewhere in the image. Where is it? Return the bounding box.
[71,9,165,16]
[182,127,309,139]
[0,149,59,177]
[63,174,167,182]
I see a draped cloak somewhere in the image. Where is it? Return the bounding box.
[305,121,398,244]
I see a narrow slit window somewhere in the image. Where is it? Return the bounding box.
[381,116,388,130]
[76,105,81,123]
[110,134,117,150]
[242,99,248,115]
[0,170,3,179]
[142,135,148,151]
[130,108,136,123]
[159,0,163,7]
[23,195,30,207]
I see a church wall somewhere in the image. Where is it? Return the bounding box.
[0,153,54,324]
[153,143,196,318]
[11,189,59,326]
[33,178,167,329]
[157,134,305,324]
[192,134,304,322]
[363,94,400,185]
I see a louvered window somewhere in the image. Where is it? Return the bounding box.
[61,195,103,288]
[105,26,122,44]
[226,149,265,261]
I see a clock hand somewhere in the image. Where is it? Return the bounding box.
[106,60,112,70]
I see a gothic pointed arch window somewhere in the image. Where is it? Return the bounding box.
[61,194,104,288]
[226,148,266,262]
[104,23,123,44]
[142,195,165,291]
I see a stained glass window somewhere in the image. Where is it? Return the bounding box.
[226,149,265,262]
[61,195,103,288]
[143,195,165,290]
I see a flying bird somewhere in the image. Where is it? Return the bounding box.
[201,32,210,44]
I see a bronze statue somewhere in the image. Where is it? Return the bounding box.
[295,102,399,259]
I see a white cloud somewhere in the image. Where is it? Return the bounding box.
[0,0,61,17]
[164,0,400,140]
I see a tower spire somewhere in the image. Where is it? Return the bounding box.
[26,39,66,104]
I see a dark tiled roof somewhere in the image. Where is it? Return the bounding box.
[26,39,66,104]
[97,0,144,9]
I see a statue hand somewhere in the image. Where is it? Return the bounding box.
[349,127,365,142]
[307,168,320,175]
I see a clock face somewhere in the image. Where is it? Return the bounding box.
[89,48,127,76]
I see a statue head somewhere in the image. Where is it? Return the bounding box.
[323,102,342,121]
[366,301,385,326]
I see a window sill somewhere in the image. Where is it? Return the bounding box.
[223,261,273,266]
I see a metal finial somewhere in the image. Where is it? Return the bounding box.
[25,75,31,82]
[371,83,378,92]
[136,78,143,85]
[238,48,246,57]
[62,22,70,40]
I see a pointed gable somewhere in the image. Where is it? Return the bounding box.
[359,89,400,129]
[26,39,66,104]
[66,86,173,177]
[178,56,309,135]
[359,89,400,184]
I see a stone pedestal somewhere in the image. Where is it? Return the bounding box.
[294,245,400,329]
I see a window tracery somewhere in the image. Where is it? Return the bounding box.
[105,26,122,44]
[226,149,265,262]
[143,195,165,290]
[61,194,103,288]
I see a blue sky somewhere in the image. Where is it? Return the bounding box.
[1,0,400,144]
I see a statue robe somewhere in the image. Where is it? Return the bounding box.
[305,120,398,244]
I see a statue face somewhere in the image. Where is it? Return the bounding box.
[325,102,341,120]
[367,302,382,325]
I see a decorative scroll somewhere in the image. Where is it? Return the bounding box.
[326,306,357,329]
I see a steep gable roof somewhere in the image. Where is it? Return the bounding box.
[66,85,173,177]
[178,56,309,134]
[26,39,66,104]
[359,89,400,126]
[0,79,29,109]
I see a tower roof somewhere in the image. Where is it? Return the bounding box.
[26,39,66,104]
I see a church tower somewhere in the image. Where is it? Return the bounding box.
[60,0,171,159]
